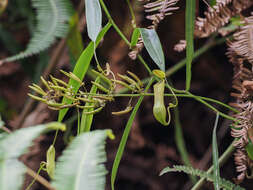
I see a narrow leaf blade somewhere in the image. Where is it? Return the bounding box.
[212,113,220,190]
[111,79,154,190]
[85,0,102,41]
[58,23,111,122]
[80,77,100,133]
[185,0,196,90]
[140,28,165,71]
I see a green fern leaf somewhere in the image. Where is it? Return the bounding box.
[1,0,73,63]
[52,130,111,190]
[0,159,26,190]
[160,165,245,190]
[0,125,44,159]
[0,122,65,190]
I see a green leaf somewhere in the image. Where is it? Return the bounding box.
[52,130,111,190]
[0,122,65,190]
[246,138,253,160]
[130,28,140,48]
[210,0,216,6]
[160,165,245,190]
[212,113,220,190]
[1,0,74,63]
[0,160,26,190]
[139,28,165,71]
[111,78,154,190]
[185,0,195,90]
[85,0,102,41]
[58,23,111,122]
[80,77,100,133]
[0,122,65,159]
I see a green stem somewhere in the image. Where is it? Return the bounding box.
[123,35,228,94]
[74,92,238,115]
[126,0,136,28]
[137,54,152,75]
[186,92,237,121]
[99,0,130,46]
[174,108,197,183]
[99,0,152,75]
[25,163,46,190]
[191,141,235,190]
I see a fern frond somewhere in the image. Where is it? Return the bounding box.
[140,0,179,29]
[0,122,65,190]
[128,0,179,59]
[0,159,26,190]
[174,40,186,52]
[52,130,111,190]
[227,14,253,64]
[1,0,73,63]
[195,0,253,38]
[144,0,179,28]
[160,165,245,190]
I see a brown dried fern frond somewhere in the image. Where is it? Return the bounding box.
[173,40,186,52]
[230,65,253,183]
[128,0,179,60]
[195,0,253,38]
[227,14,253,64]
[228,13,253,183]
[143,0,179,28]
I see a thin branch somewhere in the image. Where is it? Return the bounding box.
[26,167,55,190]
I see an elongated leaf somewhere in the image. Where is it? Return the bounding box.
[1,0,74,63]
[130,28,140,48]
[111,78,154,190]
[185,0,195,90]
[80,77,100,133]
[58,23,112,122]
[52,130,111,190]
[212,113,220,190]
[0,122,65,190]
[139,28,165,71]
[85,0,102,41]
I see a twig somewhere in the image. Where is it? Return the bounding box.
[26,167,55,190]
